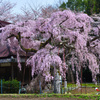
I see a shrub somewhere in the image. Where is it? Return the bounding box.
[0,79,20,93]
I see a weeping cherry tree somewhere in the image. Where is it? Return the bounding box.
[0,10,100,91]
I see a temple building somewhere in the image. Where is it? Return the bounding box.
[0,20,31,85]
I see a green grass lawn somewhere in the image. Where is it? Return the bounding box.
[0,94,100,100]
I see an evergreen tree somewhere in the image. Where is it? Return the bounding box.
[67,0,75,11]
[95,0,100,14]
[84,0,95,15]
[63,0,100,15]
[67,0,85,12]
[59,2,67,10]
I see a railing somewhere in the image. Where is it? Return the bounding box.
[1,80,100,94]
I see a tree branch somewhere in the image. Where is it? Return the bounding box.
[90,36,100,42]
[39,37,51,49]
[7,33,37,52]
[87,36,100,47]
[7,32,52,53]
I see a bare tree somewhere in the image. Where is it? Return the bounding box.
[14,2,59,22]
[12,0,67,22]
[40,5,58,18]
[0,0,15,21]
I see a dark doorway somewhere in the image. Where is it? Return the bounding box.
[0,66,11,80]
[82,67,92,83]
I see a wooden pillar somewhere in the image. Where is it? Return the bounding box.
[11,56,15,80]
[11,62,14,80]
[81,66,82,94]
[29,66,31,83]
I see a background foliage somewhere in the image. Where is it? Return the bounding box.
[60,0,100,15]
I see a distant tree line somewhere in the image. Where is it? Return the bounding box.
[59,0,100,15]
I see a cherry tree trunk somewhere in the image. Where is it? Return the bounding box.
[26,74,46,93]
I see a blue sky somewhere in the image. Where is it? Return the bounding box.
[8,0,65,14]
